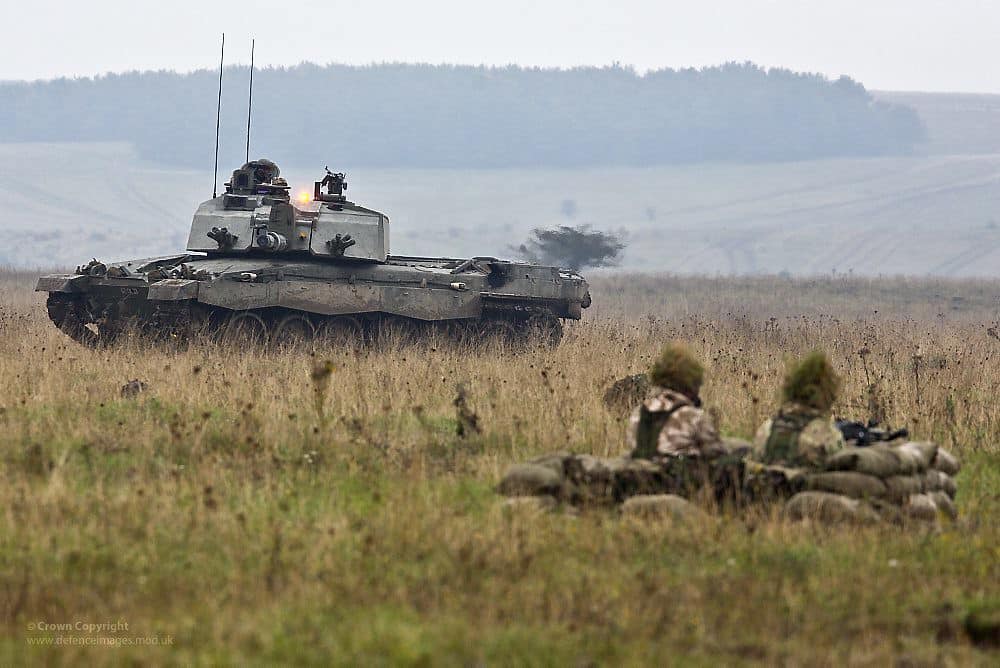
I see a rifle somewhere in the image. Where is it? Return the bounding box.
[835,419,909,446]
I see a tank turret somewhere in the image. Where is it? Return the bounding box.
[186,159,389,262]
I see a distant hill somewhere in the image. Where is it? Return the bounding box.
[874,91,1000,156]
[0,62,924,169]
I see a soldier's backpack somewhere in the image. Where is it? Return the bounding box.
[761,410,818,467]
[632,402,684,459]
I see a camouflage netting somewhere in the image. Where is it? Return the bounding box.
[648,341,704,400]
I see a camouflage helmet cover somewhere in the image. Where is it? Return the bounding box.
[782,350,840,413]
[648,341,704,400]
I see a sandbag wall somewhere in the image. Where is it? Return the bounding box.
[784,441,960,525]
[498,446,748,508]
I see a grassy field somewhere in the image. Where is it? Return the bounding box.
[0,271,998,665]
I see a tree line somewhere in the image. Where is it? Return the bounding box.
[0,62,925,168]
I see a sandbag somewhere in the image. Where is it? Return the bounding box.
[784,492,881,524]
[824,445,908,477]
[565,455,627,504]
[883,475,926,503]
[565,454,621,482]
[742,462,807,502]
[894,441,938,472]
[498,464,563,497]
[528,451,571,476]
[902,493,939,522]
[872,500,904,525]
[613,458,672,499]
[924,470,958,499]
[932,448,961,476]
[929,491,958,520]
[620,494,707,522]
[805,471,888,499]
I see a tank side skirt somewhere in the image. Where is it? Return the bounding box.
[195,279,483,321]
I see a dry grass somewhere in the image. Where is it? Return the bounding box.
[0,269,998,665]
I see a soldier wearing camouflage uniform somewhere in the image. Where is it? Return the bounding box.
[627,342,725,460]
[752,351,845,468]
[498,342,734,509]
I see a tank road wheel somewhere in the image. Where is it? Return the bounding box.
[223,311,269,347]
[46,294,100,348]
[95,315,139,346]
[271,313,316,349]
[523,312,564,348]
[316,316,365,349]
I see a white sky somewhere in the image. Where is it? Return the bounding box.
[2,0,998,93]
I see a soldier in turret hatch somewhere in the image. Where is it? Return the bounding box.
[248,158,279,186]
[627,341,726,460]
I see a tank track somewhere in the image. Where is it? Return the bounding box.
[46,294,100,347]
[45,294,563,349]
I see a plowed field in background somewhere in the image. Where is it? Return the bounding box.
[3,141,999,276]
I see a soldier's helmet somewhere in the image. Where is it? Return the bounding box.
[781,350,840,413]
[272,177,289,190]
[649,341,704,401]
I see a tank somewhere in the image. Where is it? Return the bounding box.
[35,159,591,348]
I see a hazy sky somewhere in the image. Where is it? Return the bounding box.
[2,0,998,93]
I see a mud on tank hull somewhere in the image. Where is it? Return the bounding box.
[36,253,591,348]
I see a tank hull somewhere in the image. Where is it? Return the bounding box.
[36,252,590,347]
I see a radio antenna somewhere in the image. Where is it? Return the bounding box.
[212,33,225,198]
[245,38,254,163]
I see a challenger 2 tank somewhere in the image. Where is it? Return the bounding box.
[36,159,591,348]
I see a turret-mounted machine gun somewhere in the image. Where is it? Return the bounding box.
[315,168,348,207]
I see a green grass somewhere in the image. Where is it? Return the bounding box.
[0,274,998,665]
[3,447,996,665]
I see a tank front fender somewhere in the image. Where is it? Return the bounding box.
[35,274,89,293]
